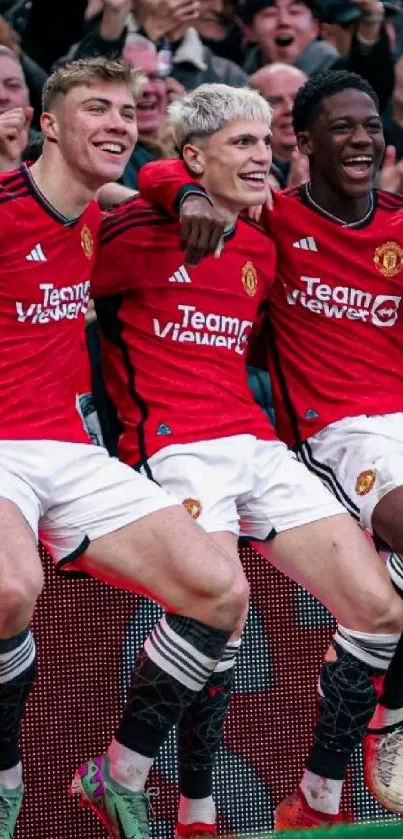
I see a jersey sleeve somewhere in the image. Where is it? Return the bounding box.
[138,158,207,215]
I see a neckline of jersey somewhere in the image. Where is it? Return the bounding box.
[303,181,376,229]
[20,163,85,227]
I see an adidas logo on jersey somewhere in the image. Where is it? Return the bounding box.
[292,237,318,252]
[26,244,47,263]
[168,266,191,284]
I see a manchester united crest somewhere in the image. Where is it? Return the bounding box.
[182,498,203,519]
[373,241,403,277]
[355,469,376,496]
[242,262,257,296]
[81,225,94,260]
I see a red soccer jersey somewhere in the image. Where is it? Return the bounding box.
[0,165,101,443]
[92,196,276,466]
[265,186,403,445]
[138,160,403,447]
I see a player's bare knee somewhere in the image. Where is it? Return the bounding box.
[209,570,250,631]
[356,587,403,635]
[0,567,43,635]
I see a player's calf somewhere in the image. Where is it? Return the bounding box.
[275,624,400,828]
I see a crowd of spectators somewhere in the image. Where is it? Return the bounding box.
[1,0,403,192]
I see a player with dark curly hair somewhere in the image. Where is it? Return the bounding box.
[134,70,403,829]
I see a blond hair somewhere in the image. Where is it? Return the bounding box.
[168,84,273,150]
[42,57,144,111]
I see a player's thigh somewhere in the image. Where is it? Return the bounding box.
[243,441,402,631]
[266,514,403,632]
[82,510,248,626]
[372,486,403,552]
[0,492,43,628]
[299,413,403,534]
[42,445,246,618]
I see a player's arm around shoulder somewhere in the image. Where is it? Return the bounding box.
[138,159,226,265]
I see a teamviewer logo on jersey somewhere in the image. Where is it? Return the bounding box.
[370,295,401,327]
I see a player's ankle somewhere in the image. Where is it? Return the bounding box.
[300,770,343,815]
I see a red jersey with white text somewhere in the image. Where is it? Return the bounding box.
[266,186,403,445]
[138,159,403,448]
[0,165,100,443]
[92,197,276,466]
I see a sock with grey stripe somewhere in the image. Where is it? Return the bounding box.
[0,628,36,771]
[306,627,399,782]
[114,613,230,782]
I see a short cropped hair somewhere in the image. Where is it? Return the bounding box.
[292,70,379,135]
[42,57,144,112]
[168,83,272,150]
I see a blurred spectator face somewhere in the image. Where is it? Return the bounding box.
[251,63,306,160]
[123,44,167,137]
[248,0,319,63]
[0,52,29,115]
[46,82,138,187]
[184,118,272,216]
[196,0,235,40]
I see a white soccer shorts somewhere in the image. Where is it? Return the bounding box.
[298,412,403,532]
[0,440,177,565]
[141,434,344,539]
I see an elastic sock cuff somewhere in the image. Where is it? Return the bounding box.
[0,628,30,654]
[306,744,350,780]
[166,613,230,658]
[179,766,214,799]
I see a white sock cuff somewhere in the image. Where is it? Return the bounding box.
[335,625,400,671]
[0,631,36,685]
[215,638,242,673]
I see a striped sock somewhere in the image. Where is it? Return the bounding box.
[0,629,36,771]
[114,613,230,789]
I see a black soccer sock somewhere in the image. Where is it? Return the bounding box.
[178,640,241,800]
[376,553,403,712]
[116,613,230,757]
[376,633,403,713]
[306,627,397,780]
[0,629,37,770]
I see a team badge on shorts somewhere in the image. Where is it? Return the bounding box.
[373,241,403,278]
[355,469,376,496]
[242,262,257,296]
[182,498,203,519]
[81,225,94,260]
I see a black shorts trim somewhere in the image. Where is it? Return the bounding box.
[238,527,277,547]
[56,535,91,576]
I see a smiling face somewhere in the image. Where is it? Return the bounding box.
[252,64,306,160]
[297,87,385,199]
[43,80,138,187]
[183,118,272,222]
[249,0,319,64]
[123,44,166,137]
